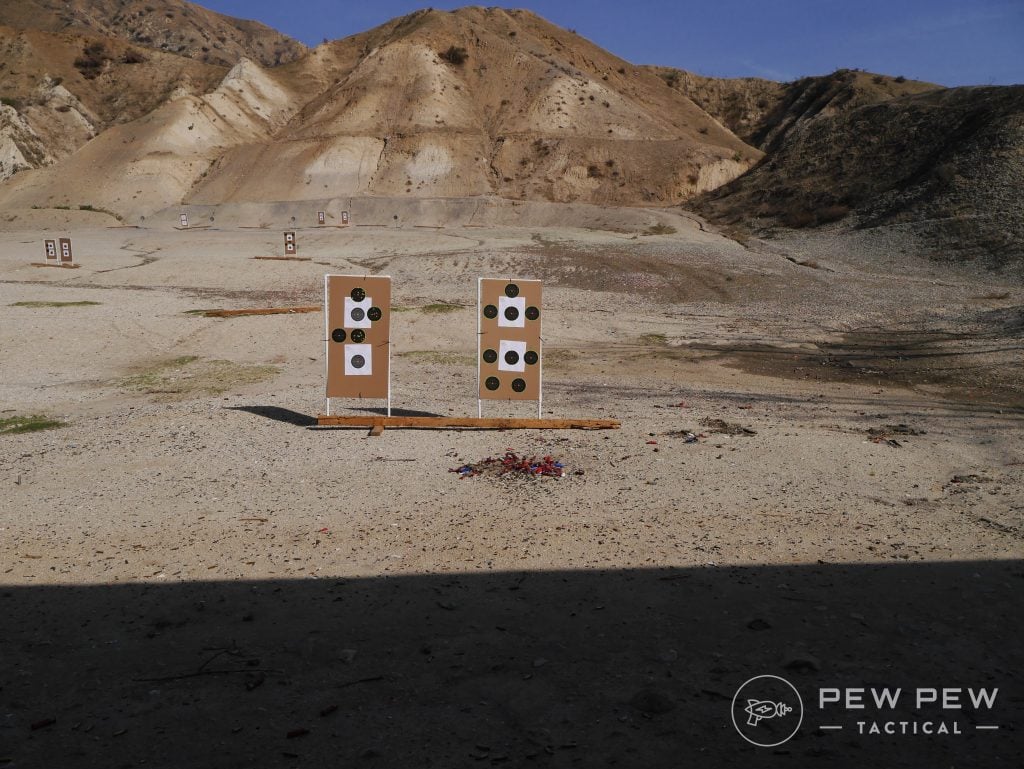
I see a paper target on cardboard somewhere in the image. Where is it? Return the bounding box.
[284,231,296,255]
[180,213,189,228]
[341,211,350,225]
[58,238,73,264]
[325,275,391,400]
[478,278,541,401]
[44,239,57,262]
[317,211,326,225]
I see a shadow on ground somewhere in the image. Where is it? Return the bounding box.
[3,561,1022,768]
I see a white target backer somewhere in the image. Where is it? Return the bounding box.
[344,344,372,376]
[498,296,525,328]
[498,339,527,372]
[345,296,372,328]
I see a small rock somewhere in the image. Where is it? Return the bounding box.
[630,688,675,714]
[784,654,821,674]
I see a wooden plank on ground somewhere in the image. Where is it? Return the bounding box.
[203,306,320,318]
[316,416,620,430]
[30,263,80,269]
[253,256,312,261]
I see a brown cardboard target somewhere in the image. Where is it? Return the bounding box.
[58,238,73,264]
[317,211,326,225]
[478,278,542,400]
[284,231,296,255]
[44,239,57,262]
[341,211,350,226]
[179,213,189,228]
[325,275,391,400]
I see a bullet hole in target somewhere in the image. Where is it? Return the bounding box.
[367,307,382,321]
[350,287,365,302]
[350,329,365,343]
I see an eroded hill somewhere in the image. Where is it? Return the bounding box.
[0,0,305,67]
[0,7,761,219]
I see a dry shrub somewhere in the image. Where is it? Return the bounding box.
[439,46,468,65]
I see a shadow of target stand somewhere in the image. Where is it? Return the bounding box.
[318,274,618,434]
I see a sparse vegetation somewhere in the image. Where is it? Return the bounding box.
[122,49,148,64]
[642,224,677,236]
[11,301,101,308]
[0,415,66,435]
[659,70,680,88]
[118,357,277,398]
[0,96,21,109]
[439,46,468,66]
[74,41,111,80]
[419,303,463,314]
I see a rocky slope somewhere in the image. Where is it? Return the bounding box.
[0,7,761,218]
[0,0,305,67]
[0,24,227,180]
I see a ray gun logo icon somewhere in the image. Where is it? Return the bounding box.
[745,699,793,726]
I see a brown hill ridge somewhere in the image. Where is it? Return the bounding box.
[0,0,306,67]
[0,24,227,179]
[690,74,1024,268]
[0,7,761,218]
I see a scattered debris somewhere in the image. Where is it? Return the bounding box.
[665,430,702,443]
[700,418,757,436]
[868,424,924,447]
[450,451,566,478]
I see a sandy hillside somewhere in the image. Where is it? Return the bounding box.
[0,7,760,221]
[0,0,306,67]
[0,207,1021,767]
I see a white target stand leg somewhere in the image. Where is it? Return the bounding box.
[326,397,331,417]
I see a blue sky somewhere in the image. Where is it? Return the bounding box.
[198,0,1023,86]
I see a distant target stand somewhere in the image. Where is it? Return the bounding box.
[316,210,350,227]
[317,274,619,433]
[253,232,311,261]
[32,238,78,269]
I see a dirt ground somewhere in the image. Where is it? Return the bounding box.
[1,210,1022,767]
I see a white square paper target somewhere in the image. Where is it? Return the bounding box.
[498,339,527,372]
[344,296,372,329]
[344,344,372,376]
[498,296,525,328]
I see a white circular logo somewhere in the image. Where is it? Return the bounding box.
[731,675,804,747]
